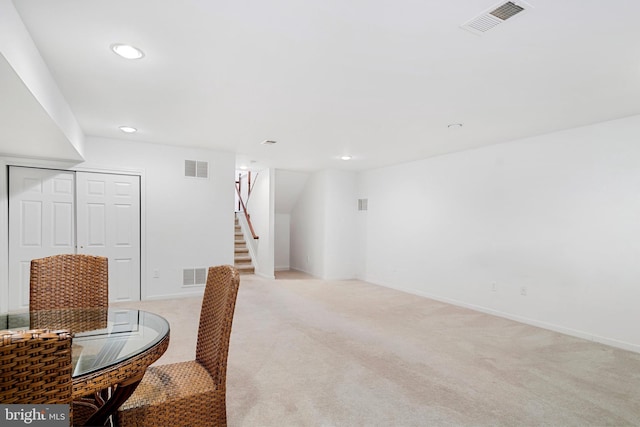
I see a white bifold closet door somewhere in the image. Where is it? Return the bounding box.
[8,166,141,310]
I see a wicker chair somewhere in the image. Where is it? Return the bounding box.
[0,329,73,424]
[29,254,108,425]
[30,254,108,310]
[117,265,241,427]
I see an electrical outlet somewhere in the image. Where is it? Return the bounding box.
[520,286,527,296]
[491,282,497,292]
[153,269,160,278]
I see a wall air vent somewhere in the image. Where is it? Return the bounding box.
[461,1,532,36]
[183,268,207,287]
[185,160,209,178]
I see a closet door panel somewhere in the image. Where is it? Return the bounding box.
[8,167,75,310]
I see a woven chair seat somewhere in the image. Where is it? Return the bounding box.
[118,361,224,426]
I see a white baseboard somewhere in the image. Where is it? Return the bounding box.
[142,290,205,301]
[364,278,640,354]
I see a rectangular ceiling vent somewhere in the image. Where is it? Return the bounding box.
[358,198,368,211]
[185,160,209,178]
[461,1,531,36]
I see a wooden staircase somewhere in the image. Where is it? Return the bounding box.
[234,216,254,275]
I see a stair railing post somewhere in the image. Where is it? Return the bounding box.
[235,175,259,240]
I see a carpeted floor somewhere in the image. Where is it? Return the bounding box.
[113,271,640,426]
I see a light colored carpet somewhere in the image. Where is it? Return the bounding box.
[113,272,640,426]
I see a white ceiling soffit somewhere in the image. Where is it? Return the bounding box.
[461,1,533,35]
[0,54,83,162]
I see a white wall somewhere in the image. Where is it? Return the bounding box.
[80,136,235,299]
[357,114,640,352]
[290,170,357,279]
[275,169,309,214]
[290,171,326,276]
[246,169,275,278]
[0,159,8,313]
[274,169,309,273]
[275,213,290,271]
[323,170,358,280]
[0,0,84,157]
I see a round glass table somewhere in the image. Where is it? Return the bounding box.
[1,308,170,426]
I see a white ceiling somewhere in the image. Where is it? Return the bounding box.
[8,0,640,172]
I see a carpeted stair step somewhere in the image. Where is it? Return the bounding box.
[234,214,253,274]
[235,264,254,275]
[235,255,252,264]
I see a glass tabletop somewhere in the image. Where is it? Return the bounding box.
[0,308,170,378]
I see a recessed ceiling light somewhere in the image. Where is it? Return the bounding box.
[341,155,352,161]
[261,140,277,145]
[111,44,145,60]
[119,126,137,133]
[448,123,463,129]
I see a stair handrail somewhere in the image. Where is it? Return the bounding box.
[235,182,259,239]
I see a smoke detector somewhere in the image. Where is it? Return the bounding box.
[461,1,533,36]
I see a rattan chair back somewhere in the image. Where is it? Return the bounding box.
[0,329,72,405]
[195,265,241,384]
[117,265,240,427]
[30,254,108,310]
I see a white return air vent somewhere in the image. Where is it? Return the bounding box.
[461,1,532,36]
[183,268,207,287]
[185,160,209,178]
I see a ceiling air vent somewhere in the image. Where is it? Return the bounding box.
[490,2,525,20]
[461,1,532,36]
[358,199,368,211]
